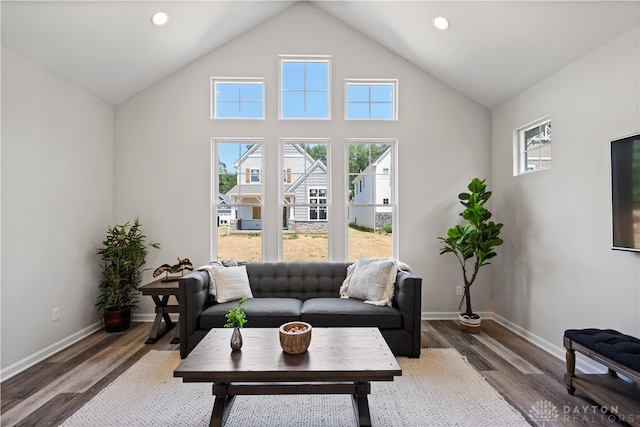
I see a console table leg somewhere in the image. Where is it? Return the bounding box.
[352,382,372,427]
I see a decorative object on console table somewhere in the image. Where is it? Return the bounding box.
[96,217,159,332]
[153,257,193,282]
[224,297,247,351]
[437,178,503,333]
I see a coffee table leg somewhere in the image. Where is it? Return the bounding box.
[211,383,236,427]
[352,382,372,427]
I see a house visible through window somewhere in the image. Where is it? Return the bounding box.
[213,140,263,261]
[280,55,330,119]
[515,117,551,175]
[280,140,330,261]
[211,78,265,119]
[347,140,396,261]
[345,79,397,120]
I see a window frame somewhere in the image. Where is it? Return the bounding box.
[514,116,552,176]
[278,55,332,120]
[346,138,398,261]
[344,79,398,121]
[211,77,265,120]
[211,138,264,261]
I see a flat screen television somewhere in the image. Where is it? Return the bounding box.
[611,132,640,251]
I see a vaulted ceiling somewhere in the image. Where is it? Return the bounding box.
[2,1,638,108]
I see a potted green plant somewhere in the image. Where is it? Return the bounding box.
[437,178,504,332]
[96,217,159,332]
[225,297,248,350]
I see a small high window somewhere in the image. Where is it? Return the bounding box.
[279,55,331,119]
[211,78,265,119]
[345,79,397,120]
[515,117,551,175]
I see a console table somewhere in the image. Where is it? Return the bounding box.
[139,279,180,344]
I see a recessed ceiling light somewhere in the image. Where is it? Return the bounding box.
[151,11,169,27]
[433,16,450,31]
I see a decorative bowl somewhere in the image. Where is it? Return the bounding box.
[279,321,312,354]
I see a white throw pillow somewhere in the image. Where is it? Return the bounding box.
[213,265,254,304]
[340,257,398,306]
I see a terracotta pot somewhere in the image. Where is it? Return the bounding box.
[103,306,132,332]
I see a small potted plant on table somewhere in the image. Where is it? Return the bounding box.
[225,297,248,350]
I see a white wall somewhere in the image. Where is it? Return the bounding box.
[115,3,491,317]
[490,27,640,352]
[1,48,114,375]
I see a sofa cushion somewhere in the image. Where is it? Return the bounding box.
[301,298,401,329]
[200,298,302,329]
[339,257,397,306]
[213,265,253,303]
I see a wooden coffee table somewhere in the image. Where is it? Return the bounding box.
[174,327,401,427]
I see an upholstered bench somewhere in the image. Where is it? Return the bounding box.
[564,328,640,426]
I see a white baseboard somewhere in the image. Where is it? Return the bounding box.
[421,311,607,375]
[0,321,102,383]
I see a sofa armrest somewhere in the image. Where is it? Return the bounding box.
[394,270,422,356]
[179,271,210,358]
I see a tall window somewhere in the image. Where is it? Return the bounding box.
[345,79,397,120]
[280,140,329,261]
[347,140,396,261]
[279,55,331,119]
[211,78,265,119]
[515,117,551,175]
[213,139,263,262]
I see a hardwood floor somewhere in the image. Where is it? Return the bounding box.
[0,320,631,426]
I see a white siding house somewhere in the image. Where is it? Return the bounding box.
[226,143,328,232]
[349,147,392,231]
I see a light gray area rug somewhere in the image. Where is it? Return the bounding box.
[62,348,529,427]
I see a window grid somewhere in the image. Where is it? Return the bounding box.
[211,78,265,120]
[345,79,397,120]
[279,56,331,119]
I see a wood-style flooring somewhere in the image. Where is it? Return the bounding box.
[0,320,631,426]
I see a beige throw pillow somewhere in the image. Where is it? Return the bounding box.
[340,257,398,306]
[213,265,254,304]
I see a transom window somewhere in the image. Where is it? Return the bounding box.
[515,117,551,175]
[211,78,265,119]
[345,79,397,120]
[279,55,331,119]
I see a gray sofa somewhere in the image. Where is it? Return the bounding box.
[178,262,422,358]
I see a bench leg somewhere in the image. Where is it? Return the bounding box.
[564,338,576,395]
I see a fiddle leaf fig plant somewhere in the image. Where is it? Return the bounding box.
[224,297,248,328]
[438,178,504,317]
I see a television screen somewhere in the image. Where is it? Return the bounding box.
[611,132,640,251]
